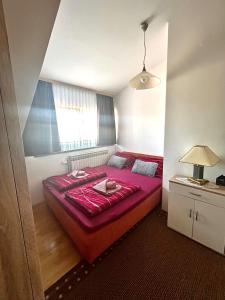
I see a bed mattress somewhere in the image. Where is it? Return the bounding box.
[43,165,162,232]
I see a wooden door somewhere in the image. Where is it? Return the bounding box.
[168,192,194,238]
[0,1,43,299]
[193,201,225,254]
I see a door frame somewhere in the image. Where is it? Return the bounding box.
[0,1,44,299]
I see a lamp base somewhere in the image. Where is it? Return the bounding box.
[193,164,204,179]
[190,164,208,185]
[188,177,209,186]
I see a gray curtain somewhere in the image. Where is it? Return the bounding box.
[23,80,60,156]
[97,94,116,146]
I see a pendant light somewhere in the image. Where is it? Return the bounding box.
[129,22,160,90]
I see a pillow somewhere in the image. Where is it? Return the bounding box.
[107,155,127,169]
[115,152,136,168]
[132,159,158,177]
[132,155,163,178]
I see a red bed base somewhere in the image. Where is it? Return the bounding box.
[44,186,161,263]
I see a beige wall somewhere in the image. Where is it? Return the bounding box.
[2,0,60,132]
[162,0,225,210]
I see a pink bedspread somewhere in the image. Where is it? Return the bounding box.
[65,179,140,217]
[45,169,106,192]
[43,165,162,232]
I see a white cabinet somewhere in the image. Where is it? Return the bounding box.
[193,201,225,254]
[168,192,194,238]
[168,178,225,255]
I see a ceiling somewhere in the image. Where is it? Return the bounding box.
[3,0,60,132]
[4,0,224,132]
[40,0,168,96]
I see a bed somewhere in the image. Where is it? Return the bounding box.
[43,152,163,263]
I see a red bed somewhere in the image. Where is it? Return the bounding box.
[43,152,163,262]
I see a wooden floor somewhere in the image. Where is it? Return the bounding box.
[33,202,81,290]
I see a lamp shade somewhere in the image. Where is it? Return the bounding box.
[179,145,220,166]
[129,70,161,90]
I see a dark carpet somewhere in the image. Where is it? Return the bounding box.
[45,210,225,300]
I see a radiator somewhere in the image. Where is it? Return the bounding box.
[67,148,113,172]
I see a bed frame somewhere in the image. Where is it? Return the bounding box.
[44,186,162,263]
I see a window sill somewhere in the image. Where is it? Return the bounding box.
[25,144,116,158]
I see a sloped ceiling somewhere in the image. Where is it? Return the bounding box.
[4,0,225,133]
[3,0,60,132]
[40,0,168,96]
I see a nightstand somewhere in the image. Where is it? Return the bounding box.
[168,176,225,255]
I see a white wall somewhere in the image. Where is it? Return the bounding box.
[162,0,225,210]
[5,0,224,211]
[26,146,116,206]
[114,62,167,156]
[114,24,168,157]
[3,0,60,132]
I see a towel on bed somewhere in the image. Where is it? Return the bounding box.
[45,170,107,192]
[68,169,87,178]
[92,179,121,195]
[65,178,141,217]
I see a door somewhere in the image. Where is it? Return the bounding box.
[0,91,34,300]
[168,192,194,238]
[0,1,43,298]
[193,201,225,254]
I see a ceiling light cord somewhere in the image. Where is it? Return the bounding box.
[129,21,160,89]
[143,30,146,71]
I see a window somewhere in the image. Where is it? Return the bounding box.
[23,80,116,156]
[53,82,98,152]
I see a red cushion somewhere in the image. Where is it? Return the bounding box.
[116,151,163,177]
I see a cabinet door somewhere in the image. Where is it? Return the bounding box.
[193,201,225,254]
[168,192,194,238]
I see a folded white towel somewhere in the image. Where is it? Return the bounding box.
[67,170,87,178]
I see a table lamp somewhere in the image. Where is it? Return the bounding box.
[179,145,220,185]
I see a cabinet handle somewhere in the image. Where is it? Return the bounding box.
[189,192,202,197]
[189,209,192,218]
[195,211,199,221]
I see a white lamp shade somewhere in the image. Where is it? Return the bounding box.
[129,70,161,90]
[179,145,220,167]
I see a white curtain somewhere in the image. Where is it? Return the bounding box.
[53,82,98,152]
